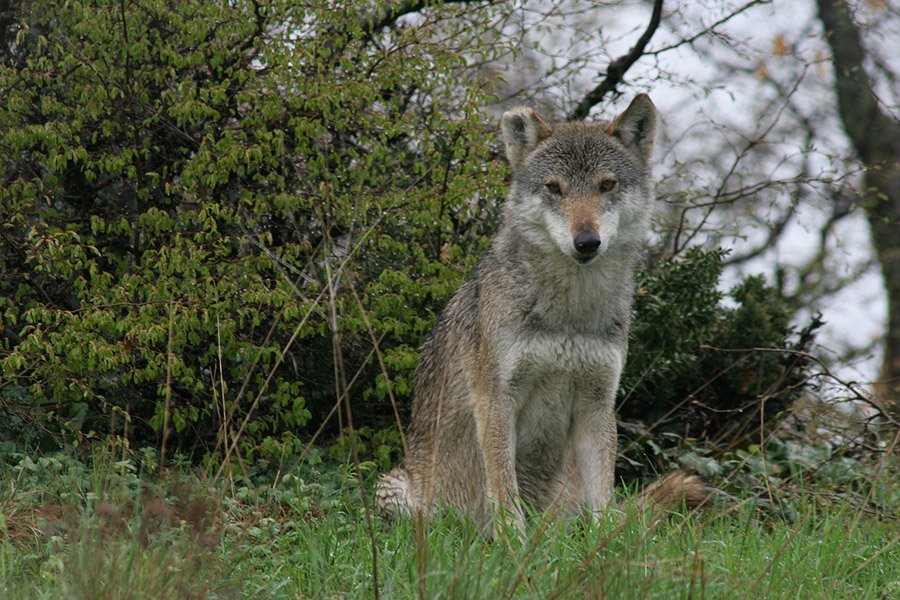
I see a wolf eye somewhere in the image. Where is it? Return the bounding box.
[600,178,618,192]
[544,181,562,195]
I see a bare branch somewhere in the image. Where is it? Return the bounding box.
[699,343,897,427]
[567,0,664,121]
[720,193,800,267]
[645,0,770,58]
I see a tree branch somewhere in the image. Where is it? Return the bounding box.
[359,0,485,37]
[567,0,664,121]
[644,0,768,58]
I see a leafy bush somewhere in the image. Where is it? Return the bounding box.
[618,248,817,477]
[0,0,505,456]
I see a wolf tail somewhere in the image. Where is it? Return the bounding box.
[627,470,718,518]
[375,467,412,519]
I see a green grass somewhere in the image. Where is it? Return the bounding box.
[0,449,896,599]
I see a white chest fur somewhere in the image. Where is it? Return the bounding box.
[498,328,625,386]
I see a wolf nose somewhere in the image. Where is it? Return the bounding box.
[573,231,602,256]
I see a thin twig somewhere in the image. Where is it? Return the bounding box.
[323,253,380,600]
[160,300,175,469]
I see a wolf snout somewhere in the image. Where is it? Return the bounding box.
[573,230,602,260]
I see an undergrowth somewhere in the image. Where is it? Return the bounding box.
[0,445,896,599]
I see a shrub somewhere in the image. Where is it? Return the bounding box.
[0,0,505,457]
[618,248,817,477]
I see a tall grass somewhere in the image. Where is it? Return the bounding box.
[0,448,896,599]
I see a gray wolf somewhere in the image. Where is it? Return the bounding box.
[376,95,711,535]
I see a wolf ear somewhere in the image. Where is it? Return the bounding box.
[605,94,657,162]
[501,107,553,169]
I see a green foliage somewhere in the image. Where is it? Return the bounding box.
[618,427,897,522]
[0,1,505,456]
[619,248,815,476]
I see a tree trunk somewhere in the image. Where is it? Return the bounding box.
[816,0,900,419]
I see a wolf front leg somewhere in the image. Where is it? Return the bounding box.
[472,390,525,538]
[571,381,618,518]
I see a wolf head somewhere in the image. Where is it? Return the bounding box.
[500,95,657,265]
